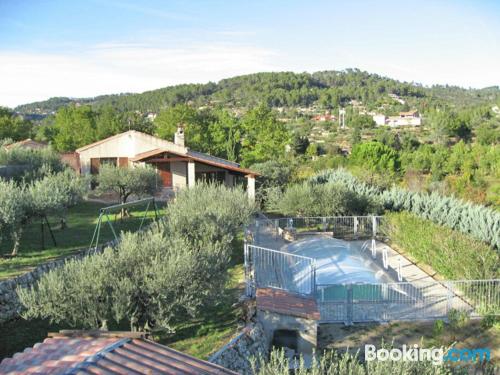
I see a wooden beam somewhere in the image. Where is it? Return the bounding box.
[147,157,192,163]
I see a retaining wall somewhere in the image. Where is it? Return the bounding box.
[209,322,269,375]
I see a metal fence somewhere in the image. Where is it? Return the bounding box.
[246,215,500,324]
[316,279,500,324]
[251,216,384,244]
[244,244,316,296]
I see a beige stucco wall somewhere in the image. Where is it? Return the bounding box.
[77,131,186,174]
[171,161,187,190]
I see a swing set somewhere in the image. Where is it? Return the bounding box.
[88,197,160,252]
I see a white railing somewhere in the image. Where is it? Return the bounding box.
[246,215,500,323]
[244,244,316,296]
[316,279,500,324]
[252,216,384,243]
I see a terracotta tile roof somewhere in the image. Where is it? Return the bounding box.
[256,287,320,320]
[0,333,237,375]
[131,148,259,177]
[4,139,48,150]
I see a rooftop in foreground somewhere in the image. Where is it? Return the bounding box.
[0,330,236,375]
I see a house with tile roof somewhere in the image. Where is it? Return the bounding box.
[75,127,258,201]
[0,331,237,374]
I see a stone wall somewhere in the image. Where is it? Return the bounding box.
[0,240,117,324]
[209,321,269,375]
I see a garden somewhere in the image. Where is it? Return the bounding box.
[1,146,499,373]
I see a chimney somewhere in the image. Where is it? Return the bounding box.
[174,124,185,147]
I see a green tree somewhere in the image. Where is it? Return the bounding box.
[0,107,32,141]
[0,180,27,256]
[206,108,242,161]
[154,104,199,143]
[95,105,123,140]
[96,165,159,205]
[18,183,255,331]
[240,105,291,166]
[53,105,97,151]
[350,141,400,175]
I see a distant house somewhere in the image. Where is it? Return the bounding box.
[76,128,258,200]
[312,112,336,122]
[372,110,421,127]
[0,331,236,374]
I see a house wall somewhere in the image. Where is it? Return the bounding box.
[171,161,187,190]
[78,131,186,174]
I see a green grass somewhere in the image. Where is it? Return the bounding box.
[0,200,166,280]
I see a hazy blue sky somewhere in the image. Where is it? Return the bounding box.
[1,0,499,107]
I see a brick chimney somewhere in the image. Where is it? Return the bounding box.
[174,124,185,147]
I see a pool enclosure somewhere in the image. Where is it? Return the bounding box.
[244,216,499,324]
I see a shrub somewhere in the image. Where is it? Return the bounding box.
[383,212,499,279]
[18,184,255,331]
[433,320,445,337]
[273,182,381,217]
[447,309,470,330]
[252,347,456,374]
[311,169,500,250]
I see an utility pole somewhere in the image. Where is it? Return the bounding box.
[339,108,346,129]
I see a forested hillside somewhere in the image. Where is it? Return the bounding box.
[14,69,500,115]
[2,69,499,209]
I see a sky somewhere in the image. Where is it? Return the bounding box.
[0,0,499,108]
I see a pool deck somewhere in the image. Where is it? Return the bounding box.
[252,225,475,323]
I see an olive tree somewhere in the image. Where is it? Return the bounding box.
[18,183,255,331]
[0,180,27,256]
[96,165,159,205]
[0,170,87,255]
[274,182,381,217]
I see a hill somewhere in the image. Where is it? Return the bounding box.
[14,69,500,116]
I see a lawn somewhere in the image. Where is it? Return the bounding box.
[0,200,165,280]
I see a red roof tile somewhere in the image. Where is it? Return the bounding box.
[0,333,237,375]
[256,287,320,320]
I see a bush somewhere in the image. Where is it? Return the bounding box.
[272,182,381,217]
[311,169,500,250]
[383,212,499,279]
[18,183,255,331]
[252,348,456,374]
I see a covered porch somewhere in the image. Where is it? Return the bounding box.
[131,149,257,201]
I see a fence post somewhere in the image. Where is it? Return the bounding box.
[274,219,279,239]
[243,240,250,297]
[446,281,453,318]
[397,256,402,282]
[354,216,358,238]
[346,284,353,325]
[372,215,377,238]
[322,217,327,232]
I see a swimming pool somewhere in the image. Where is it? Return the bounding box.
[283,235,399,300]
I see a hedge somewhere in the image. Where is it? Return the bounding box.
[383,212,499,280]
